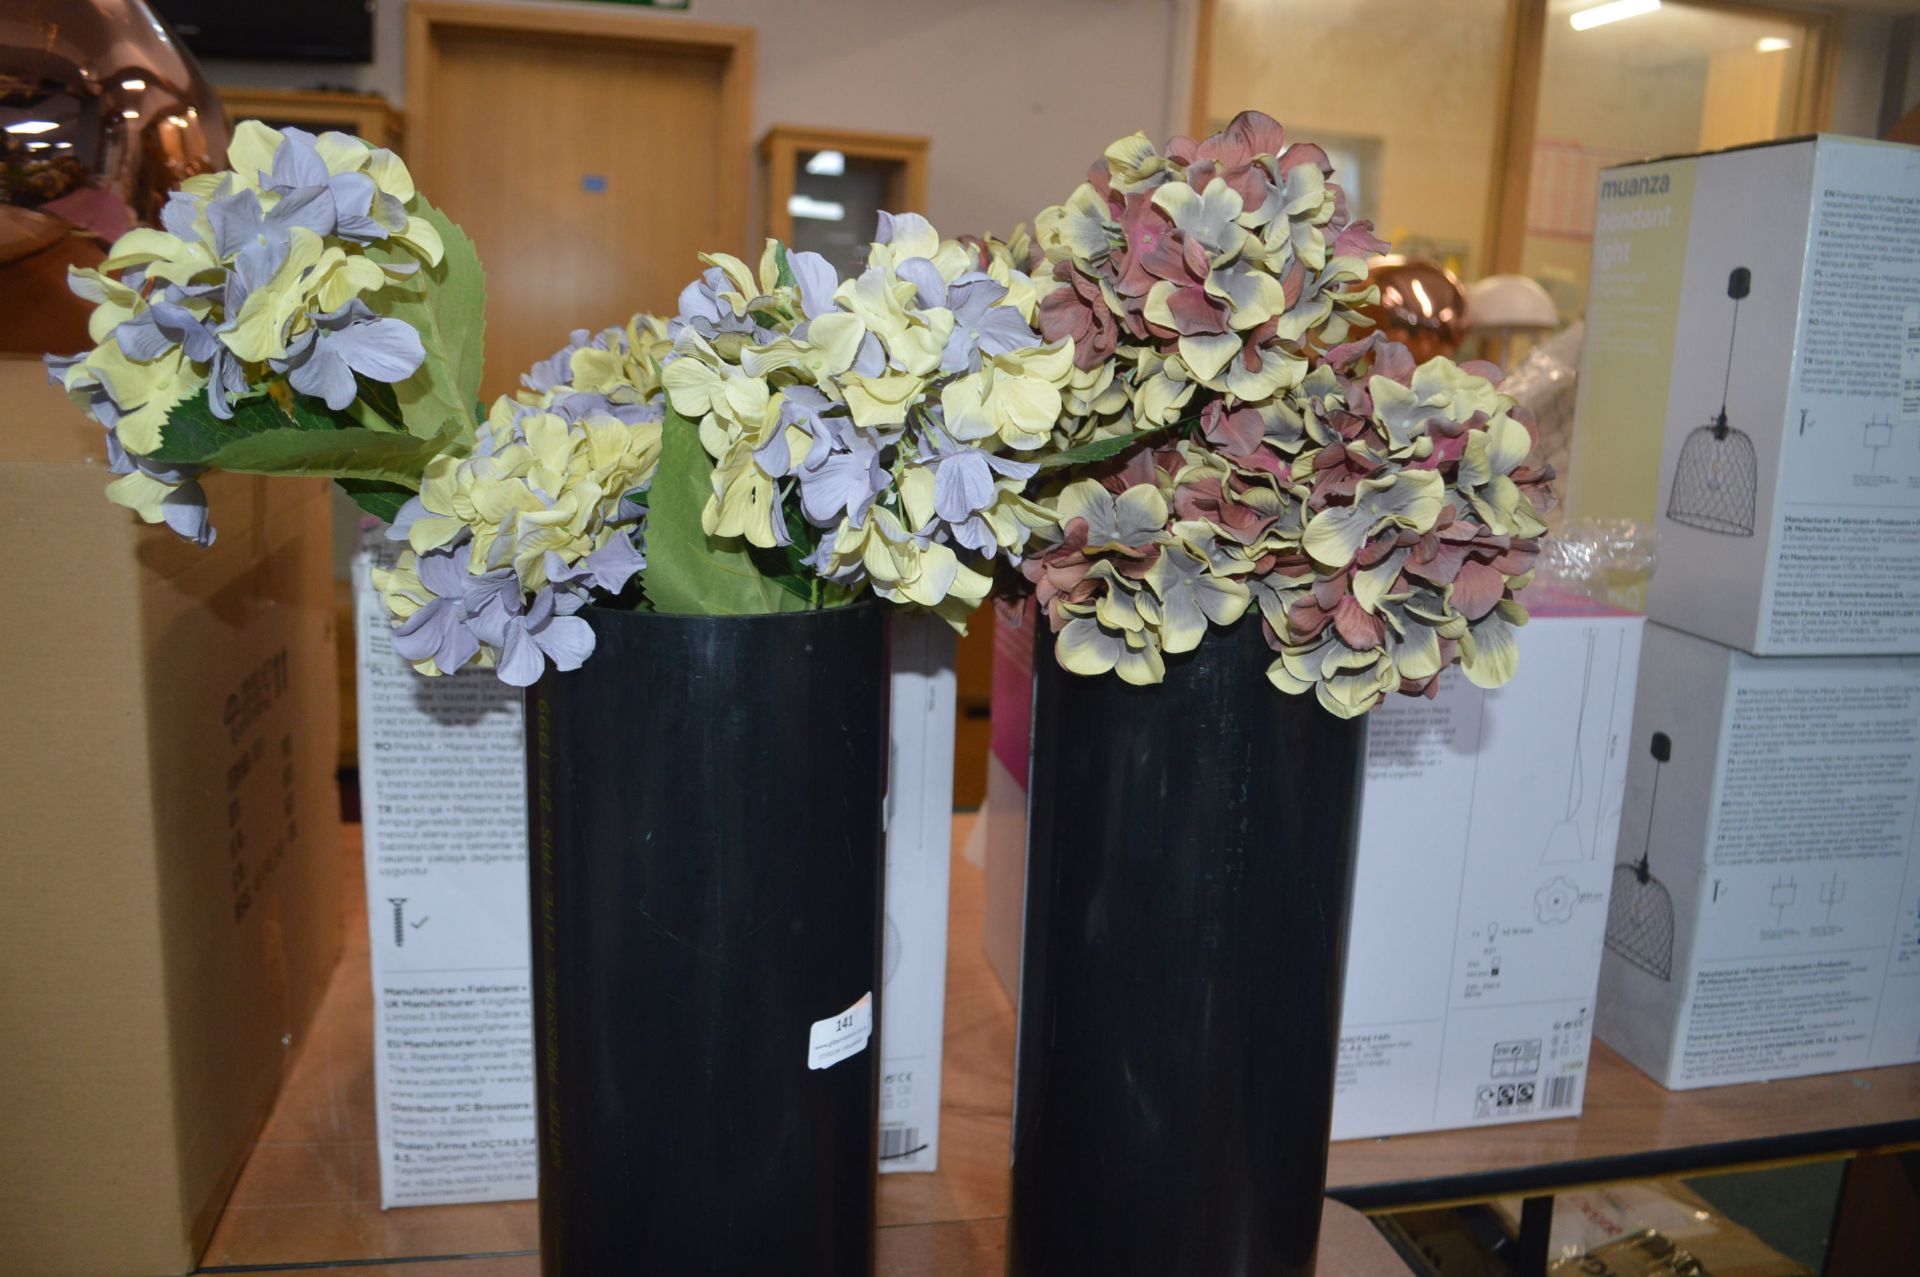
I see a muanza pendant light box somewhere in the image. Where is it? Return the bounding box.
[1595,622,1920,1088]
[1566,135,1920,655]
[981,594,1646,1138]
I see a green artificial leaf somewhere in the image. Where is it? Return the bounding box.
[640,408,809,616]
[147,391,344,465]
[366,199,488,451]
[752,502,822,606]
[204,424,452,486]
[335,478,416,523]
[353,376,407,431]
[1035,422,1177,471]
[773,242,797,290]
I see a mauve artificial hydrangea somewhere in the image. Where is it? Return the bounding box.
[1021,115,1555,715]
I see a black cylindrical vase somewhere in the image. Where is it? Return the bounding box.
[527,603,887,1277]
[1010,617,1368,1277]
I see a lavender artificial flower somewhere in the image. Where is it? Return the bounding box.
[671,267,767,343]
[917,425,1038,551]
[543,534,646,596]
[940,276,1039,373]
[796,411,900,528]
[493,587,595,687]
[258,128,408,244]
[390,541,484,673]
[271,301,426,411]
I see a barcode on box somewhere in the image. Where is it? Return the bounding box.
[879,1125,924,1161]
[1543,1075,1578,1111]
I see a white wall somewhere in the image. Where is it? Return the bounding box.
[192,0,1918,250]
[199,0,1193,242]
[1829,9,1895,138]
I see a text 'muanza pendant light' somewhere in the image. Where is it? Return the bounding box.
[1667,267,1759,537]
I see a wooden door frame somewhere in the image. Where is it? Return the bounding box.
[759,125,930,245]
[406,0,756,253]
[216,87,404,150]
[1190,0,1840,276]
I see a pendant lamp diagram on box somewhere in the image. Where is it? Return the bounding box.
[1668,268,1758,537]
[1541,631,1597,864]
[1769,876,1798,927]
[1862,416,1895,471]
[1605,731,1676,982]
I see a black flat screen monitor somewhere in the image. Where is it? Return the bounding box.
[153,0,376,64]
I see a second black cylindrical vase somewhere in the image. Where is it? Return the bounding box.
[1010,616,1368,1277]
[527,602,887,1277]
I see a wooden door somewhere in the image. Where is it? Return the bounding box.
[408,2,753,399]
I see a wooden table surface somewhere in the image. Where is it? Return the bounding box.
[198,818,1412,1275]
[199,817,1920,1273]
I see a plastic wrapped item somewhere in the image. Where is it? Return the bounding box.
[1492,1180,1813,1277]
[1538,515,1657,613]
[1501,320,1584,532]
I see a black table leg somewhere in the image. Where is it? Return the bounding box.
[1514,1195,1554,1277]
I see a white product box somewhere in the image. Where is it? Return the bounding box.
[1569,134,1920,656]
[980,596,1645,1138]
[352,536,955,1204]
[1595,622,1920,1089]
[353,543,535,1208]
[877,620,958,1173]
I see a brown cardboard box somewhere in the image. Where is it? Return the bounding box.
[1493,1180,1812,1276]
[0,357,343,1276]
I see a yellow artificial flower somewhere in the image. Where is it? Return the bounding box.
[220,227,328,362]
[940,341,1073,450]
[841,371,924,429]
[80,341,202,453]
[66,267,147,343]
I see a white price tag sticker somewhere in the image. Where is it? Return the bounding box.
[807,992,873,1071]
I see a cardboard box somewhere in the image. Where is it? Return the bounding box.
[1492,1180,1812,1276]
[0,358,343,1276]
[1595,622,1920,1088]
[980,594,1644,1138]
[352,542,956,1200]
[1566,135,1920,656]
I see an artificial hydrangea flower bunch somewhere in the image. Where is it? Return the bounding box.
[45,121,445,545]
[44,110,1554,706]
[371,319,670,684]
[660,214,1064,621]
[1020,116,1554,716]
[361,214,1076,684]
[1032,110,1384,446]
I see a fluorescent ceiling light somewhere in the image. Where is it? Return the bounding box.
[120,77,147,91]
[788,194,845,222]
[121,108,140,119]
[26,140,49,150]
[805,149,845,177]
[1755,37,1792,53]
[4,120,59,135]
[1570,0,1660,32]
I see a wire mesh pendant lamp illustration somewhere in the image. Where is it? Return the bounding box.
[1605,731,1676,981]
[1542,631,1596,863]
[1667,268,1759,536]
